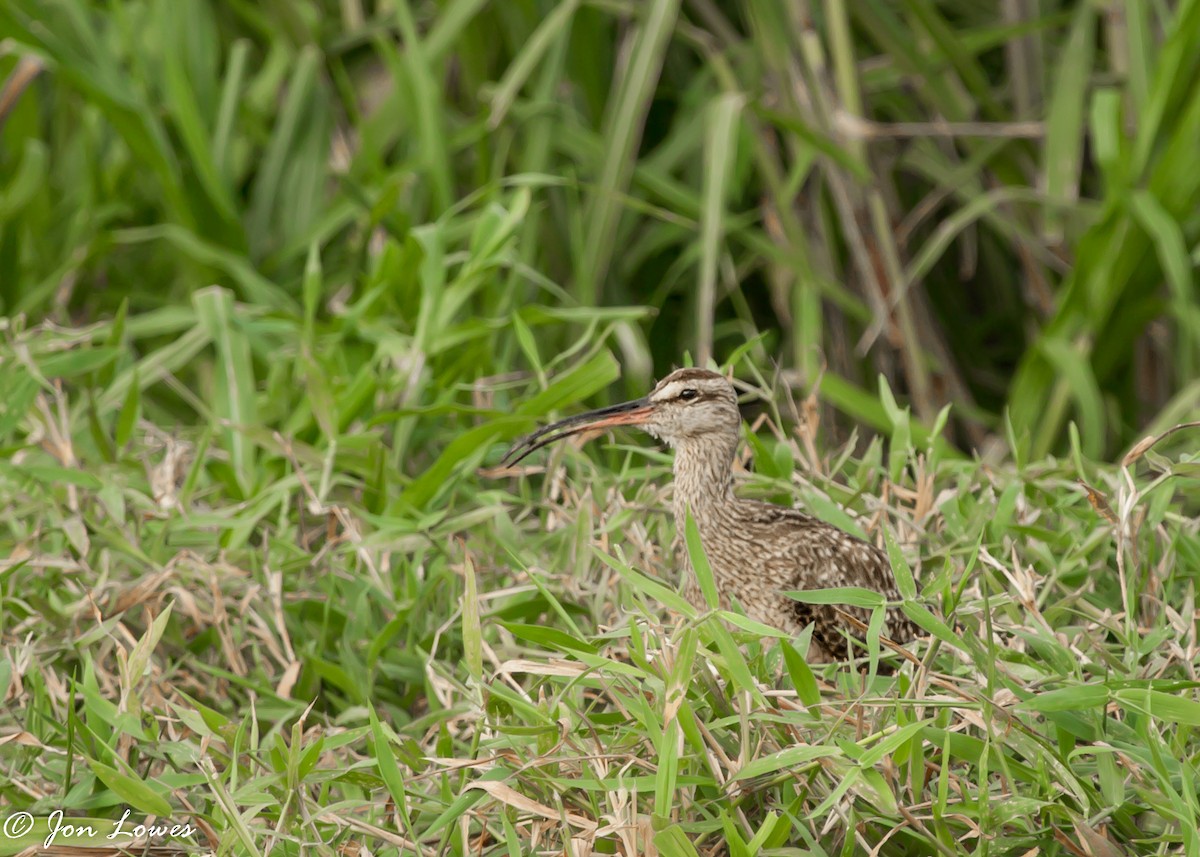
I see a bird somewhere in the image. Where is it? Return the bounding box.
[500,367,918,661]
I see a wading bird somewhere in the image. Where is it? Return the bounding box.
[501,368,917,660]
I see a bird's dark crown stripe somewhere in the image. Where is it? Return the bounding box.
[661,368,723,385]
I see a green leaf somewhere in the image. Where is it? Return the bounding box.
[1089,87,1124,182]
[859,720,928,767]
[403,421,511,509]
[489,0,582,126]
[780,640,820,707]
[0,138,48,220]
[499,622,597,655]
[596,549,697,617]
[784,587,887,609]
[882,524,915,600]
[193,286,258,494]
[125,603,172,689]
[705,622,765,706]
[6,463,103,490]
[1016,684,1109,713]
[746,811,784,853]
[87,759,173,816]
[246,45,322,244]
[901,601,960,649]
[1042,2,1095,240]
[516,350,621,419]
[684,508,718,610]
[115,365,140,448]
[391,0,453,212]
[368,705,415,835]
[696,92,742,358]
[39,347,120,380]
[1129,190,1194,313]
[734,744,842,780]
[159,0,238,233]
[720,810,752,857]
[1115,688,1200,725]
[1037,336,1104,459]
[653,824,702,857]
[654,719,681,816]
[756,105,870,181]
[462,554,483,682]
[578,0,682,304]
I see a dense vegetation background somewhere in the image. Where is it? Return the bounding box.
[1,1,1198,855]
[3,0,1199,458]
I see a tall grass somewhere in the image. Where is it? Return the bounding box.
[2,0,1198,457]
[2,2,1200,855]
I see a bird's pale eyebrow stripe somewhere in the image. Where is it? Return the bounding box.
[650,381,684,401]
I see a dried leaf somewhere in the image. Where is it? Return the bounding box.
[1076,480,1117,524]
[275,660,301,698]
[1072,820,1126,857]
[1122,420,1200,467]
[466,780,596,830]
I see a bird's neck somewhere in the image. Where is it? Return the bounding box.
[670,434,736,525]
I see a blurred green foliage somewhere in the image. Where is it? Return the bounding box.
[1,0,1198,466]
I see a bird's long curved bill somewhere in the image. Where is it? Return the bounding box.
[501,397,652,467]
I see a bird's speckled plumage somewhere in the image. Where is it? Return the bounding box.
[502,367,918,660]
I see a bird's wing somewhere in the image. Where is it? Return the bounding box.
[740,502,917,647]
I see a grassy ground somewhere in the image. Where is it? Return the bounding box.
[1,328,1198,855]
[3,1,1200,855]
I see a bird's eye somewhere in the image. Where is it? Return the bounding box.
[679,388,698,401]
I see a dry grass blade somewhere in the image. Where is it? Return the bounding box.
[1122,420,1200,467]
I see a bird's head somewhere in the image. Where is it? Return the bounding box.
[501,367,741,466]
